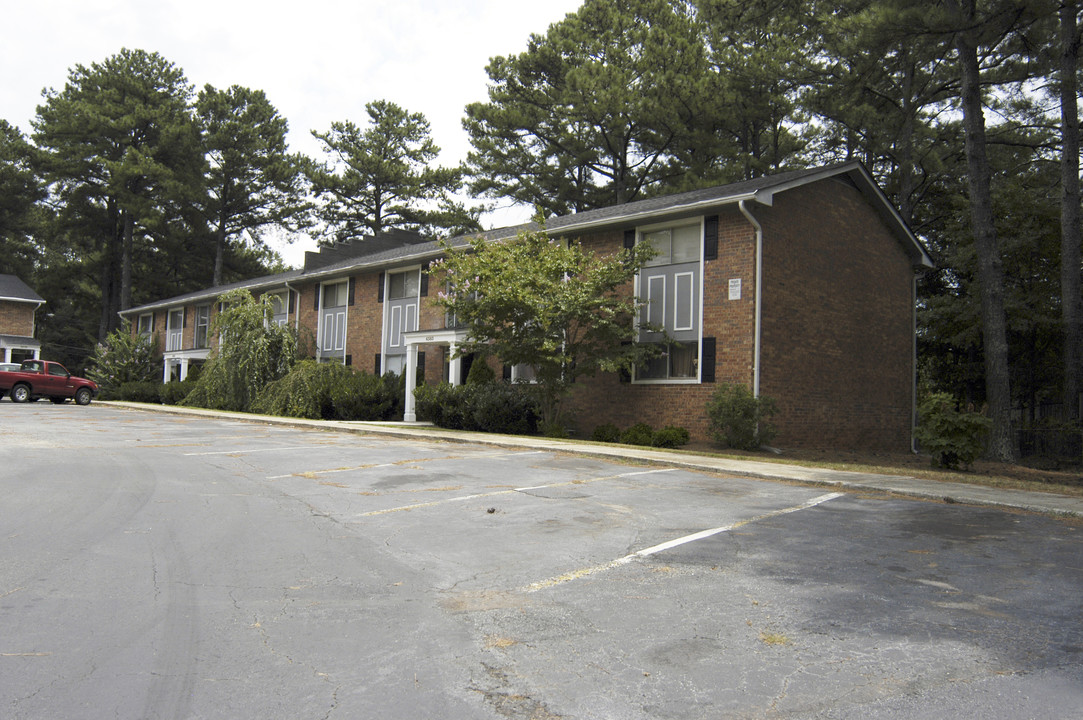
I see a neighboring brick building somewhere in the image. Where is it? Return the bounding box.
[121,162,933,451]
[0,274,45,364]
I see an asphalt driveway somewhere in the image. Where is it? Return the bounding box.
[2,403,1081,719]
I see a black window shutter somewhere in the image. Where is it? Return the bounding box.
[623,229,636,250]
[417,351,425,382]
[619,341,631,383]
[288,290,295,315]
[377,272,385,302]
[374,353,382,374]
[701,337,716,383]
[420,264,429,297]
[182,309,187,328]
[313,285,320,311]
[502,364,512,381]
[704,215,719,261]
[348,277,356,306]
[345,354,352,367]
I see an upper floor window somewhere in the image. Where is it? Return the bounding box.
[136,313,153,336]
[388,270,420,300]
[194,305,211,349]
[166,308,184,352]
[636,222,702,382]
[269,292,289,326]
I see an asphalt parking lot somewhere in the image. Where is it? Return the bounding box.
[2,403,1081,719]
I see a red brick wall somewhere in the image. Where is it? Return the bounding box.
[346,272,384,372]
[756,179,915,450]
[563,181,915,451]
[563,218,759,442]
[0,300,36,337]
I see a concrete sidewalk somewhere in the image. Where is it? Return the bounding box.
[103,401,1083,519]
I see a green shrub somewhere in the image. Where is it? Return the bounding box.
[652,426,690,449]
[914,392,992,469]
[465,355,496,385]
[87,321,159,395]
[414,382,470,428]
[160,380,194,405]
[414,381,539,434]
[117,381,162,404]
[590,423,621,443]
[253,361,401,421]
[705,383,777,450]
[620,422,655,446]
[468,382,539,434]
[330,371,402,421]
[251,360,345,419]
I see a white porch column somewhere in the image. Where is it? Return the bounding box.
[180,358,190,381]
[403,342,419,422]
[448,342,461,387]
[163,361,171,384]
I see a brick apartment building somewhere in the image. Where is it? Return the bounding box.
[120,162,933,450]
[0,274,45,365]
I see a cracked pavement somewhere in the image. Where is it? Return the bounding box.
[2,404,1081,719]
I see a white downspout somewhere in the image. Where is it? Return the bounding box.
[912,274,920,453]
[739,200,764,397]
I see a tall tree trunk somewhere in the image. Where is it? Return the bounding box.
[954,0,1016,462]
[1060,0,1083,420]
[98,200,120,342]
[213,220,226,288]
[120,210,133,318]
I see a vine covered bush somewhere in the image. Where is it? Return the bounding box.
[252,360,402,421]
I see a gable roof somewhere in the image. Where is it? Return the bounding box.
[121,162,932,317]
[0,275,45,305]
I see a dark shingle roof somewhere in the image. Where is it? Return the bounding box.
[122,162,931,316]
[0,275,45,304]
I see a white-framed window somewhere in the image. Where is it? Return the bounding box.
[382,269,420,374]
[166,308,185,352]
[635,222,702,382]
[510,364,537,383]
[137,313,153,336]
[194,305,210,349]
[269,292,289,327]
[320,281,348,357]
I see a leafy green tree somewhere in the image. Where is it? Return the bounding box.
[0,120,44,278]
[86,320,159,394]
[684,0,813,186]
[32,48,205,338]
[196,84,310,287]
[307,100,477,242]
[430,223,660,425]
[181,289,298,412]
[464,0,707,215]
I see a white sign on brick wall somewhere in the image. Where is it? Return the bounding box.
[728,278,742,301]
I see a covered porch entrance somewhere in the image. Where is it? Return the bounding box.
[401,327,471,422]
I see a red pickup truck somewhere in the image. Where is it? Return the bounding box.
[0,360,99,405]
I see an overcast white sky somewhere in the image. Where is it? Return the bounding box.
[0,0,584,266]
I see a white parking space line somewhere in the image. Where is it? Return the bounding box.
[523,492,845,592]
[354,468,678,517]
